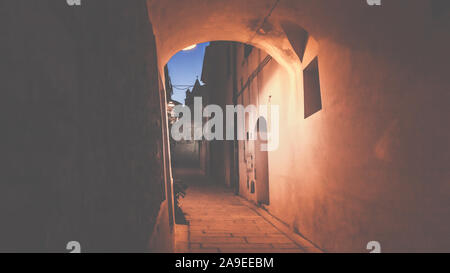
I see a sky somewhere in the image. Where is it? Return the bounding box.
[167,42,210,104]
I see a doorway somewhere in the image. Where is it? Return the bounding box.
[254,117,269,205]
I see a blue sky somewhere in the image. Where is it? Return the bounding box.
[167,42,210,104]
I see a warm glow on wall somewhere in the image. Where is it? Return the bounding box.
[182,44,197,51]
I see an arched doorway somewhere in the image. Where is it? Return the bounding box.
[153,0,321,253]
[254,117,270,205]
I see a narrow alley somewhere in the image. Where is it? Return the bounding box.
[174,171,316,253]
[2,0,449,254]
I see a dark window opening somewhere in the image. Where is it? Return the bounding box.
[303,57,322,118]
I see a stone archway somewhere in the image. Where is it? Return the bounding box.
[149,1,319,247]
[147,0,450,253]
[146,0,319,73]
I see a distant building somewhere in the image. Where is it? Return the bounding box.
[185,78,207,106]
[202,41,275,203]
[170,78,210,173]
[164,65,174,101]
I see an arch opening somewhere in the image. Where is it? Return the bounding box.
[165,39,306,249]
[148,0,323,253]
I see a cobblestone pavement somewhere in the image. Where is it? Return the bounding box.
[179,181,306,253]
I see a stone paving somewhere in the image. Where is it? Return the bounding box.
[178,180,306,253]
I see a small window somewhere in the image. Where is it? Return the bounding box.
[303,57,322,118]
